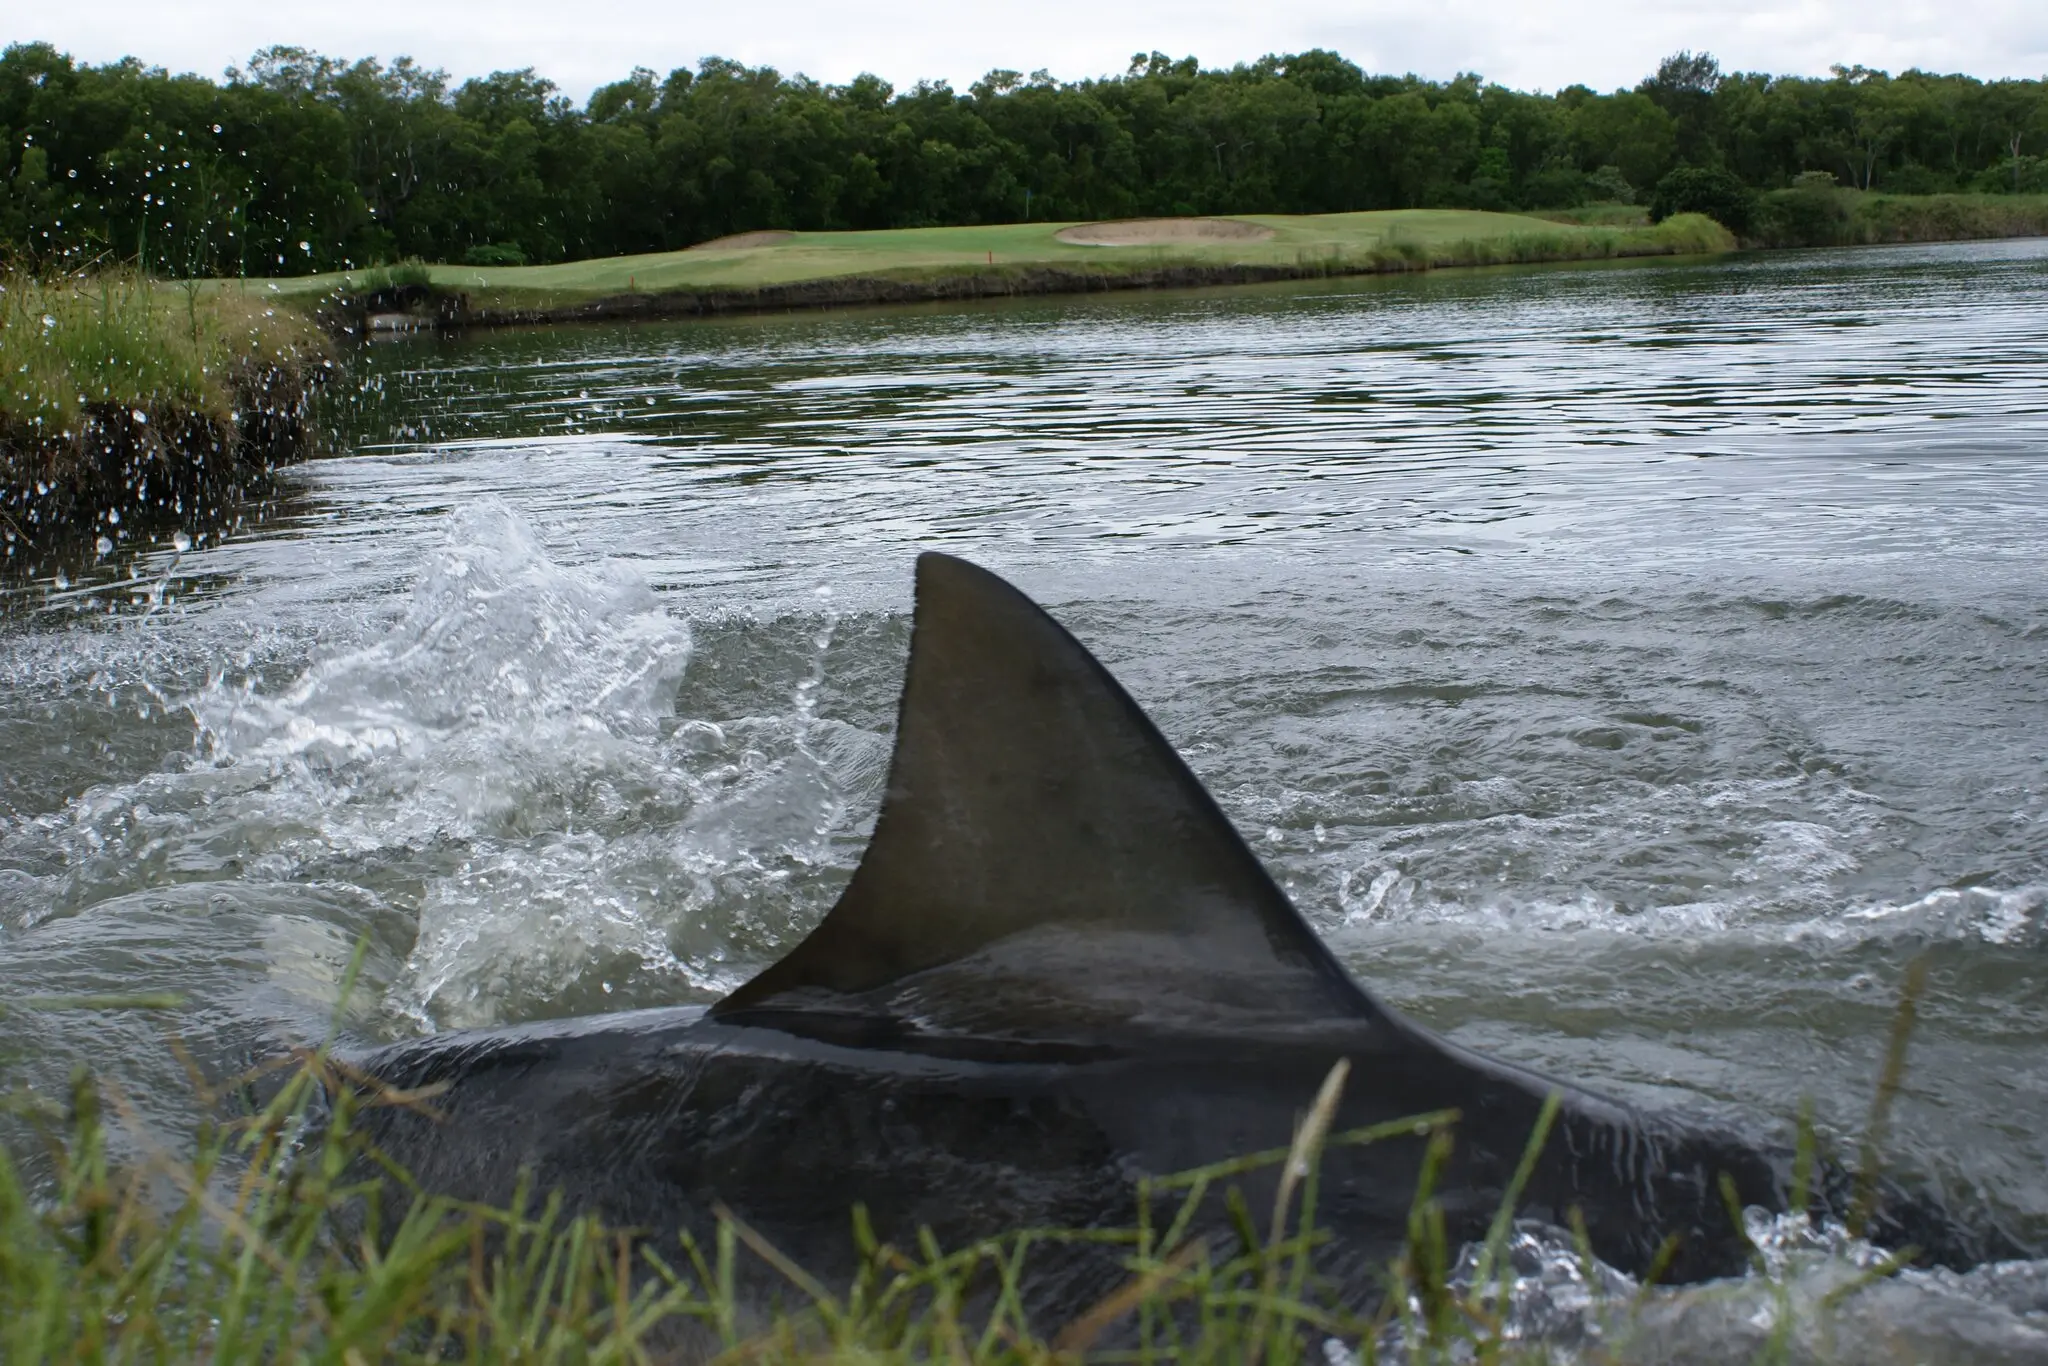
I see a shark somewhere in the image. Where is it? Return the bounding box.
[347,551,2012,1333]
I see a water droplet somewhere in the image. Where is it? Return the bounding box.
[172,531,191,552]
[94,536,112,558]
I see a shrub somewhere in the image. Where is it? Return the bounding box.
[1521,167,1590,209]
[1470,177,1512,212]
[1649,165,1757,235]
[462,243,528,267]
[1855,192,2048,242]
[1751,184,1854,247]
[1586,165,1636,204]
[1880,164,1956,195]
[1971,156,2048,195]
[350,260,433,293]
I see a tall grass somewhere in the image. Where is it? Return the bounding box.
[1411,214,1733,268]
[1262,214,1731,284]
[0,273,321,435]
[0,1036,1486,1364]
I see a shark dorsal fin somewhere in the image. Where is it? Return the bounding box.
[713,553,1381,1030]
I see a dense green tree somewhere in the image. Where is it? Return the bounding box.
[1639,50,1722,165]
[1570,93,1677,193]
[1,40,2041,273]
[1649,164,1757,232]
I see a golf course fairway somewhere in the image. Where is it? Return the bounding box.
[255,209,1736,326]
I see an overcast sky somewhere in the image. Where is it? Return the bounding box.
[17,0,2047,103]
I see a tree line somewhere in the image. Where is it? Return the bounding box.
[1,41,2044,276]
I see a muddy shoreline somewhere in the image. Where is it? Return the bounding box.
[1,357,328,568]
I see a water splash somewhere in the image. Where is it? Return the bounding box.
[1835,884,2048,949]
[1,500,890,1035]
[1353,1217,2048,1364]
[194,499,688,777]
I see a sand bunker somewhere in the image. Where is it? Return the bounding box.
[687,230,794,251]
[1054,217,1275,246]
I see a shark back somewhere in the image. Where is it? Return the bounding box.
[715,552,1382,1039]
[345,552,2016,1329]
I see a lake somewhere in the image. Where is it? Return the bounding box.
[4,239,2047,1355]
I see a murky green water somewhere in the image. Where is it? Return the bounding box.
[4,241,2047,1352]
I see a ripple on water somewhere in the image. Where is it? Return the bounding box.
[3,241,2048,1359]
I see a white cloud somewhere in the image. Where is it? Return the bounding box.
[18,0,2047,103]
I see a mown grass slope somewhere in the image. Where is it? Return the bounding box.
[254,210,1735,319]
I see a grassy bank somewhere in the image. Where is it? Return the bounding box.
[270,210,1735,329]
[261,192,2048,334]
[0,274,332,561]
[1747,190,2048,249]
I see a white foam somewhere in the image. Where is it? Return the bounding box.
[3,500,890,1032]
[1354,1217,2048,1365]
